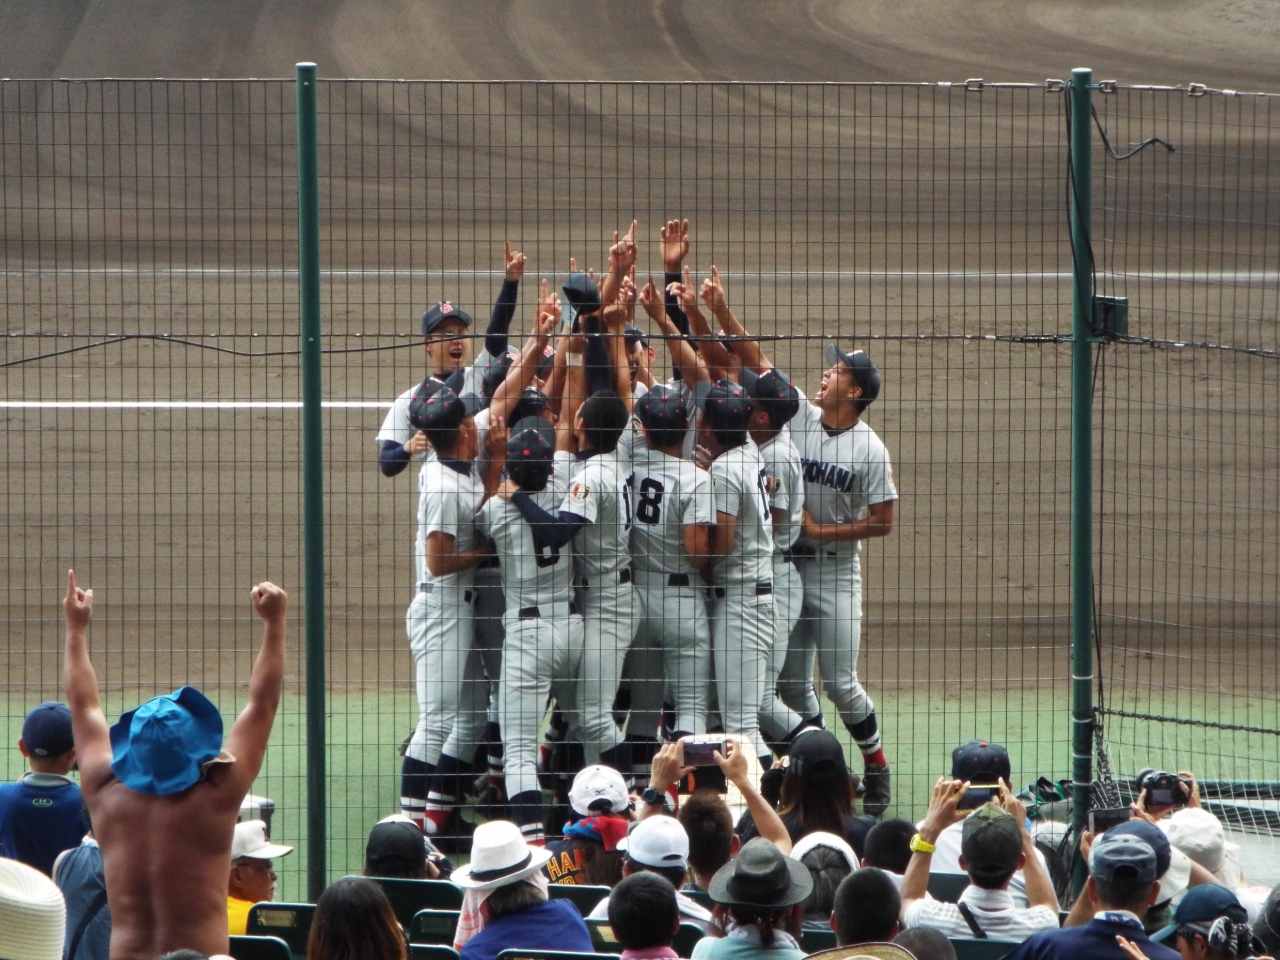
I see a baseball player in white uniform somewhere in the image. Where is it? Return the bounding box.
[509,312,637,782]
[709,297,899,815]
[627,386,715,743]
[479,416,580,844]
[699,379,777,769]
[402,386,505,837]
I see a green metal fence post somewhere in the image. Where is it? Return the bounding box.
[295,61,327,903]
[1068,66,1095,897]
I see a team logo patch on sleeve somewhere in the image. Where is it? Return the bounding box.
[570,482,590,503]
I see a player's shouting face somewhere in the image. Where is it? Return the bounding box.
[425,318,471,375]
[816,362,859,415]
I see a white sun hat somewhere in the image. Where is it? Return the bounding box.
[0,856,67,960]
[452,821,554,891]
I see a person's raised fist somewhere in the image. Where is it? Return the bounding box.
[251,582,287,621]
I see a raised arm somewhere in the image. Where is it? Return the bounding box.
[659,219,693,339]
[601,276,637,414]
[62,570,112,791]
[599,220,637,308]
[222,583,287,794]
[900,777,968,914]
[640,276,710,387]
[716,739,792,855]
[484,241,526,358]
[670,267,734,381]
[489,282,560,422]
[704,268,773,375]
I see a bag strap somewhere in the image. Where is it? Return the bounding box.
[957,902,988,940]
[66,888,109,960]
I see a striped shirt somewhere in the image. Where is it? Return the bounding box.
[903,885,1059,942]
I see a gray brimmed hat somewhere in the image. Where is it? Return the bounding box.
[708,838,813,910]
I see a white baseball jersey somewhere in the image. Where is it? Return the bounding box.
[791,389,898,552]
[476,453,574,610]
[708,439,774,586]
[562,449,634,577]
[758,431,804,554]
[374,348,496,451]
[417,459,486,588]
[628,447,715,577]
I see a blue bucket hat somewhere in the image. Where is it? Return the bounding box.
[109,687,233,796]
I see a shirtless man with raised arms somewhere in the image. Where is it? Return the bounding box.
[62,570,286,960]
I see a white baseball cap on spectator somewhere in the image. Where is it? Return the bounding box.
[1160,808,1244,887]
[618,815,689,869]
[232,819,294,860]
[569,765,630,817]
[0,857,66,960]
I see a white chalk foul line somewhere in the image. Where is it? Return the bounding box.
[2,268,1279,282]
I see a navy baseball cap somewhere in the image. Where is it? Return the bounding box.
[22,702,74,757]
[507,417,556,465]
[824,345,882,403]
[951,740,1012,786]
[961,803,1025,882]
[1089,832,1158,885]
[510,386,550,424]
[636,385,689,434]
[481,349,520,400]
[535,343,557,381]
[410,386,469,435]
[698,378,754,433]
[1153,883,1247,943]
[624,323,649,349]
[1110,819,1172,878]
[408,377,445,431]
[562,273,602,315]
[741,368,800,427]
[421,300,473,336]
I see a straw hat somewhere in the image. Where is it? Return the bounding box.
[0,857,67,960]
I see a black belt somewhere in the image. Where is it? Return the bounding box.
[706,582,772,599]
[668,574,691,587]
[582,568,632,587]
[518,603,578,619]
[784,545,817,561]
[477,556,501,570]
[418,584,474,603]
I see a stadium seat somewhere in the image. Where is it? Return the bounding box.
[800,928,837,952]
[927,873,970,903]
[363,876,465,925]
[546,883,612,915]
[496,951,617,960]
[671,922,706,958]
[228,935,292,960]
[585,918,620,952]
[411,946,462,960]
[949,938,1020,960]
[409,908,462,944]
[245,903,315,959]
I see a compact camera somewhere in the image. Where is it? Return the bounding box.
[1136,768,1192,807]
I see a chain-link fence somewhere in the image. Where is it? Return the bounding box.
[2,77,1275,898]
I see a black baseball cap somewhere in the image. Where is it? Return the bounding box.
[741,368,800,427]
[410,386,468,434]
[510,386,550,424]
[22,702,74,757]
[562,273,602,315]
[786,728,848,781]
[636,385,689,434]
[421,300,473,336]
[481,349,520,400]
[624,323,649,349]
[698,378,754,434]
[824,345,882,404]
[951,740,1012,786]
[960,804,1024,882]
[507,417,556,465]
[366,818,428,868]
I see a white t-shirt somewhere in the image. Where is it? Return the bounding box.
[903,884,1058,941]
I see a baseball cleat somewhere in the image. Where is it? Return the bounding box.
[861,762,892,817]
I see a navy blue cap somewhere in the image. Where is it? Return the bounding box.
[22,702,74,757]
[410,386,468,434]
[407,377,445,431]
[421,300,473,336]
[510,386,550,424]
[951,740,1012,786]
[699,378,753,433]
[562,274,602,315]
[536,343,557,380]
[624,323,649,349]
[506,417,556,466]
[1153,884,1247,942]
[481,349,520,400]
[824,345,882,403]
[636,385,689,435]
[1090,833,1158,885]
[1110,819,1172,878]
[742,368,800,426]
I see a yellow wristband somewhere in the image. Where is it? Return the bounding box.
[909,833,936,855]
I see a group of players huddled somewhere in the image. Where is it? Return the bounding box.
[375,221,898,845]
